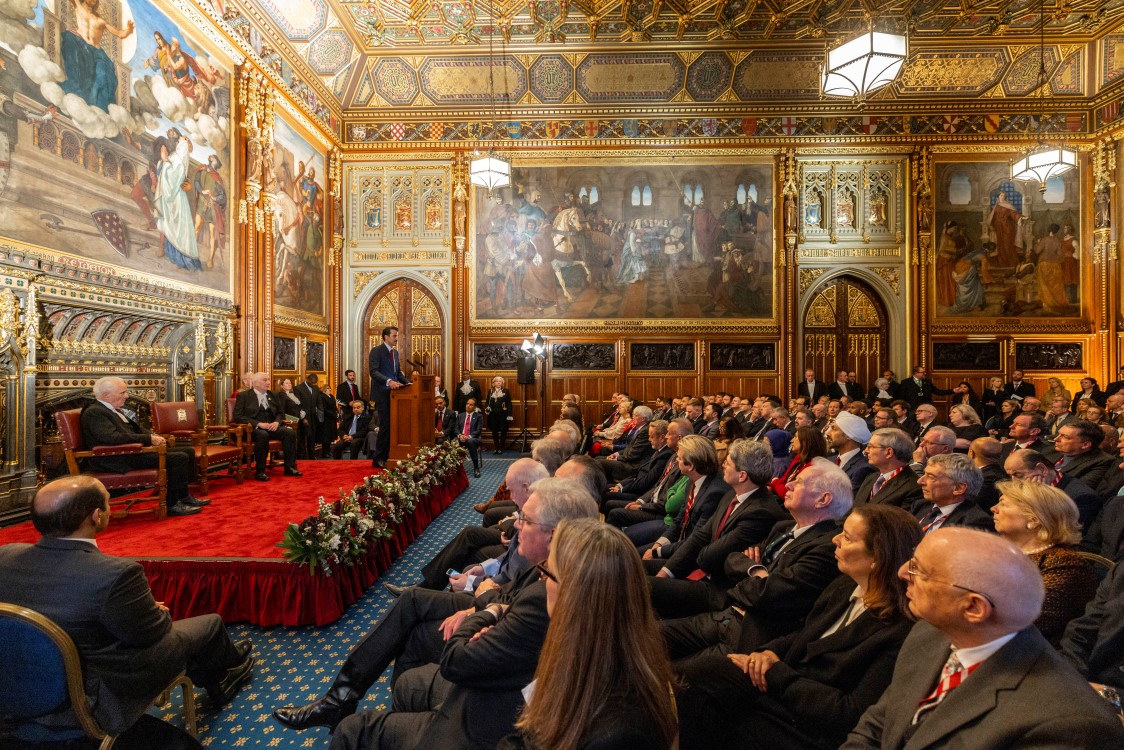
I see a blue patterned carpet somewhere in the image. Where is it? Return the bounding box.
[157,453,514,748]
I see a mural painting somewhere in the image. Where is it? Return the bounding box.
[0,0,232,293]
[933,161,1080,318]
[269,114,324,316]
[472,161,775,324]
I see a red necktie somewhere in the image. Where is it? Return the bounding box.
[463,413,471,436]
[679,483,698,540]
[713,497,742,539]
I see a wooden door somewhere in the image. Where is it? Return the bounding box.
[801,276,889,391]
[361,279,445,388]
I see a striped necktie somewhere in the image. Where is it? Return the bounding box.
[912,653,980,724]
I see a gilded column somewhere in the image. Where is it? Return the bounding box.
[911,147,932,368]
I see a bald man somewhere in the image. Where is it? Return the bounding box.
[81,375,207,516]
[843,528,1124,749]
[0,477,252,739]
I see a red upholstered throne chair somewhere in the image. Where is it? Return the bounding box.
[151,401,244,495]
[54,408,168,521]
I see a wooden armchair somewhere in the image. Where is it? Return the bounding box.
[53,409,168,521]
[151,401,244,495]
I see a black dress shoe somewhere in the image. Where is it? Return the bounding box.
[473,468,481,478]
[255,472,270,482]
[383,582,417,597]
[284,467,303,477]
[206,653,254,709]
[182,495,211,507]
[274,696,356,732]
[372,460,386,469]
[167,501,202,517]
[233,639,253,661]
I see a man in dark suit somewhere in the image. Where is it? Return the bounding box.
[911,403,941,445]
[232,372,301,481]
[1004,448,1100,531]
[368,325,410,468]
[647,440,787,618]
[897,365,952,409]
[1061,563,1124,695]
[455,397,484,477]
[0,476,253,738]
[968,436,1007,510]
[335,369,363,406]
[605,419,691,529]
[275,478,598,739]
[797,368,829,404]
[332,400,372,460]
[660,458,848,662]
[1081,492,1124,562]
[842,528,1124,749]
[603,419,674,505]
[854,428,924,511]
[81,376,206,517]
[829,411,877,495]
[452,370,481,414]
[697,402,721,438]
[1003,370,1036,403]
[1055,420,1116,495]
[999,412,1057,462]
[1104,367,1124,399]
[296,373,322,459]
[642,435,731,566]
[432,395,455,444]
[598,406,655,482]
[1046,396,1076,438]
[913,453,994,534]
[828,369,862,400]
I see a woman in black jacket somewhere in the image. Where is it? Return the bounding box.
[676,504,922,750]
[485,376,513,454]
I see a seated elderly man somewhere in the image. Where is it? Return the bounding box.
[909,425,956,475]
[81,376,207,517]
[0,477,253,741]
[842,528,1124,749]
[232,371,301,481]
[598,405,654,482]
[274,463,604,734]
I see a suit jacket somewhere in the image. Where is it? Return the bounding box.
[618,445,674,496]
[912,421,941,445]
[1057,474,1102,531]
[999,437,1058,463]
[663,486,787,587]
[1061,563,1124,689]
[637,463,684,512]
[840,451,878,496]
[1071,389,1108,412]
[276,389,304,419]
[454,411,483,445]
[976,463,1007,510]
[697,419,720,439]
[1004,381,1036,401]
[690,414,707,434]
[425,580,550,749]
[614,422,654,466]
[452,380,482,413]
[1058,450,1115,499]
[724,519,845,649]
[898,378,952,409]
[434,408,456,442]
[1046,411,1076,437]
[854,468,924,511]
[753,576,915,747]
[659,472,732,558]
[797,379,829,404]
[337,411,372,441]
[232,388,287,429]
[296,380,320,419]
[842,623,1124,750]
[79,401,155,474]
[828,382,862,400]
[1080,493,1124,562]
[1094,460,1124,499]
[0,538,187,735]
[335,380,363,404]
[910,499,994,533]
[368,343,409,397]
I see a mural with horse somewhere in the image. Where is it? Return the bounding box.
[472,162,776,323]
[269,115,325,317]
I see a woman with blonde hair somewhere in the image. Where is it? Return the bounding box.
[1045,376,1072,405]
[500,518,677,750]
[991,480,1099,646]
[949,403,986,450]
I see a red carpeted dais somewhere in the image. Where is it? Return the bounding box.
[0,460,468,626]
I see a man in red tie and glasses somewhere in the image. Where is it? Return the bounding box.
[368,326,410,468]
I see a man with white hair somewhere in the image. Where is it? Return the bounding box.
[829,410,877,494]
[232,371,301,481]
[81,376,207,516]
[843,528,1124,749]
[599,404,654,481]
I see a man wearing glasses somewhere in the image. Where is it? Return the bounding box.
[853,428,924,510]
[844,527,1123,749]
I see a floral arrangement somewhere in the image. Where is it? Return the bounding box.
[277,441,469,575]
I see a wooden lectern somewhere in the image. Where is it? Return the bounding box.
[388,374,435,466]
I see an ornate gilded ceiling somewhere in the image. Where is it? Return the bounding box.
[208,0,1124,140]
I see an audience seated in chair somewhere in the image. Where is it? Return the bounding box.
[231,372,301,482]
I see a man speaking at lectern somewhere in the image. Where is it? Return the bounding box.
[369,325,410,468]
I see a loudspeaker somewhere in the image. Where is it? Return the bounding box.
[517,356,537,385]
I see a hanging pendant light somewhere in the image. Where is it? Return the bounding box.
[821,29,908,99]
[469,1,510,191]
[1011,0,1077,191]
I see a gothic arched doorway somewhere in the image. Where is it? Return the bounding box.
[801,275,890,390]
[361,278,445,388]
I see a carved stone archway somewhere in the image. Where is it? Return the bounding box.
[360,278,445,389]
